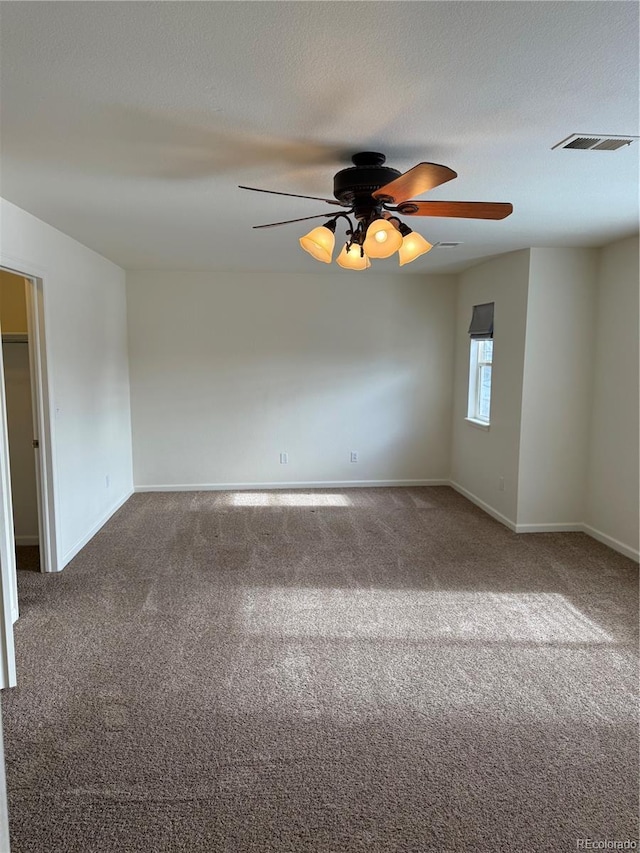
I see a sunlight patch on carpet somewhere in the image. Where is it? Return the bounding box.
[240,589,613,644]
[230,492,351,507]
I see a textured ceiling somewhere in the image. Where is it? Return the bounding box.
[0,1,638,274]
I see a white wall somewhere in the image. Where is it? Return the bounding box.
[450,250,531,525]
[517,248,597,527]
[127,270,456,488]
[450,240,638,560]
[585,235,639,557]
[0,198,133,568]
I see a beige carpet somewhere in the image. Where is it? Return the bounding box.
[2,487,638,852]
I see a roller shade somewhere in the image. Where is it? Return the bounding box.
[468,302,494,339]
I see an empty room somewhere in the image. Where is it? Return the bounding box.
[0,2,638,852]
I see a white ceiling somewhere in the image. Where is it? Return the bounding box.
[0,1,638,274]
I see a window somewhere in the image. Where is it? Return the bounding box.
[468,339,493,423]
[467,302,494,425]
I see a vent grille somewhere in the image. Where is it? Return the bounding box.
[436,242,462,248]
[552,133,636,151]
[592,139,632,151]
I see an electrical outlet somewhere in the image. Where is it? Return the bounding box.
[350,451,359,463]
[498,477,505,492]
[279,452,288,464]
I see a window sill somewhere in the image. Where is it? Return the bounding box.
[465,417,490,431]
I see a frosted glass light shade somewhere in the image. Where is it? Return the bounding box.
[398,231,433,266]
[336,244,371,270]
[299,225,335,263]
[363,219,404,258]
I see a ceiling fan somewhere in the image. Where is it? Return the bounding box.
[239,152,513,269]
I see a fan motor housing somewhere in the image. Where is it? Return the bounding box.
[333,152,400,217]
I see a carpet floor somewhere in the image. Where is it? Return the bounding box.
[2,487,638,852]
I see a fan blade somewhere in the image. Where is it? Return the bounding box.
[253,213,338,229]
[397,201,513,220]
[372,163,457,204]
[239,185,344,206]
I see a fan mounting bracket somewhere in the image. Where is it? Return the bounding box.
[350,152,387,167]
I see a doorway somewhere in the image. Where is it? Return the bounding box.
[0,267,57,630]
[1,271,39,577]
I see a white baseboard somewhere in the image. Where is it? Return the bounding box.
[514,522,583,533]
[449,481,638,562]
[60,488,134,569]
[582,524,639,562]
[15,535,39,546]
[513,521,638,561]
[449,481,517,531]
[135,479,450,492]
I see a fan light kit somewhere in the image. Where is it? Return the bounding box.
[240,152,513,270]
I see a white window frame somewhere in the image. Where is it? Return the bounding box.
[466,338,493,427]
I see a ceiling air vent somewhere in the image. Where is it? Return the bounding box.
[552,134,637,151]
[435,242,463,248]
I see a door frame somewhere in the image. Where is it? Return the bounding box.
[23,276,58,575]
